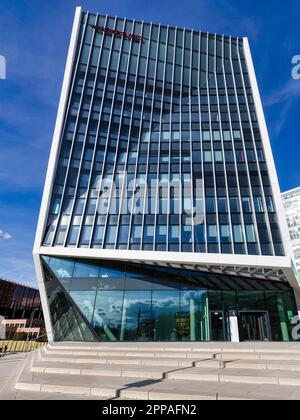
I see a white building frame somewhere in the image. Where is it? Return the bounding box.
[33,7,300,343]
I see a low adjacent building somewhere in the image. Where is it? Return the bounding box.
[0,278,45,340]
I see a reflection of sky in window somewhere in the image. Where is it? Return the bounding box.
[93,292,123,328]
[152,292,179,312]
[122,294,152,328]
[70,291,95,322]
[69,288,208,326]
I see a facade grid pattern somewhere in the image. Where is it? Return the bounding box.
[41,12,284,257]
[33,7,300,344]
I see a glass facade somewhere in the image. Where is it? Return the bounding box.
[43,264,97,342]
[43,256,298,342]
[0,278,43,321]
[42,12,284,257]
[36,9,299,344]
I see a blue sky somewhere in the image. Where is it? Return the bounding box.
[0,0,299,286]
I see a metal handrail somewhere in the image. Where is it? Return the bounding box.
[23,331,50,353]
[27,332,49,343]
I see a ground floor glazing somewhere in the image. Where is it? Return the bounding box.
[41,256,298,343]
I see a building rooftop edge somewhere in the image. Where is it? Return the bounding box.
[77,7,245,39]
[282,186,300,196]
[0,277,38,291]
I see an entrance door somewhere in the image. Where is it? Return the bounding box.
[210,311,226,341]
[239,312,271,341]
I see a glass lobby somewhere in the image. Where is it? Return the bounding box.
[43,256,298,343]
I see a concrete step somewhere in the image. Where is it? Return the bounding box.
[44,346,215,359]
[221,359,300,371]
[40,355,196,368]
[16,366,300,400]
[32,361,169,380]
[31,357,300,387]
[167,367,300,386]
[49,342,300,354]
[13,354,217,400]
[40,348,206,367]
[13,346,300,400]
[48,343,224,352]
[39,349,212,367]
[216,352,300,361]
[44,346,300,365]
[42,346,300,370]
[40,350,300,374]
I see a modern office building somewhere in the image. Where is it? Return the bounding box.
[0,278,45,340]
[34,7,300,343]
[0,278,43,320]
[282,187,300,281]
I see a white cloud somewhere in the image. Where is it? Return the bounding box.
[264,79,300,107]
[264,79,300,136]
[271,102,293,137]
[0,230,12,241]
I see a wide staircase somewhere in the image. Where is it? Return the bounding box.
[15,342,300,400]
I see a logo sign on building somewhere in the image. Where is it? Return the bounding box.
[91,25,143,41]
